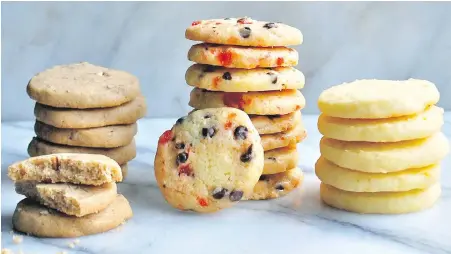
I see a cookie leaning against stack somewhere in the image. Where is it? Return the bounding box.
[185,17,306,200]
[316,79,449,214]
[8,154,132,237]
[27,62,147,178]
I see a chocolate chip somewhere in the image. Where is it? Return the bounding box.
[234,126,248,140]
[224,18,231,20]
[275,184,285,190]
[176,117,185,125]
[222,72,232,80]
[163,184,166,188]
[267,157,276,161]
[239,27,251,38]
[229,190,243,201]
[175,143,185,149]
[203,66,216,72]
[267,72,278,84]
[240,145,253,162]
[212,187,227,199]
[259,175,269,181]
[263,22,277,29]
[204,114,212,119]
[176,152,188,165]
[202,127,216,138]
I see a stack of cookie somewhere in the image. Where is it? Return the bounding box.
[8,154,132,237]
[26,62,146,178]
[316,79,449,214]
[185,17,307,200]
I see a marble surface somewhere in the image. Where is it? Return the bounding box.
[1,114,451,254]
[2,1,451,121]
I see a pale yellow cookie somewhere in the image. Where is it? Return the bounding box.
[245,168,303,200]
[188,43,298,68]
[34,121,137,148]
[320,183,441,214]
[15,182,117,217]
[264,146,298,175]
[186,17,303,47]
[250,111,302,135]
[12,195,132,237]
[261,123,306,151]
[315,157,440,192]
[318,79,440,119]
[320,132,449,173]
[189,88,305,115]
[318,106,444,142]
[186,64,304,92]
[8,153,122,185]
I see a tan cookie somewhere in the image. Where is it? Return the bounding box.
[186,64,304,92]
[245,167,303,200]
[28,137,136,165]
[8,153,122,185]
[27,62,140,109]
[34,121,137,148]
[155,108,264,213]
[189,88,305,115]
[12,195,132,238]
[264,146,298,175]
[186,17,303,47]
[34,95,146,128]
[15,182,117,217]
[188,43,298,68]
[250,111,302,135]
[261,123,306,151]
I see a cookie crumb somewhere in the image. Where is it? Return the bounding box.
[74,239,80,244]
[12,235,23,244]
[68,242,75,249]
[39,210,49,215]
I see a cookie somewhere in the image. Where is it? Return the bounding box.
[318,79,440,119]
[34,95,146,129]
[264,146,298,175]
[320,132,449,173]
[318,106,444,142]
[8,153,122,185]
[315,157,440,192]
[186,64,304,92]
[186,17,303,47]
[121,163,128,179]
[250,111,302,135]
[27,137,136,165]
[261,122,306,151]
[245,167,303,200]
[12,195,132,238]
[189,88,305,115]
[15,182,117,217]
[188,43,298,69]
[154,108,264,213]
[320,183,441,214]
[34,121,137,148]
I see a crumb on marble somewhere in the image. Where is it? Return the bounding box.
[12,235,23,244]
[68,242,75,249]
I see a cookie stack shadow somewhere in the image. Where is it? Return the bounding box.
[26,62,147,179]
[185,17,306,200]
[315,79,449,214]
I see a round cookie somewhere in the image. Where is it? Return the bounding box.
[27,62,140,109]
[28,137,136,165]
[244,168,303,200]
[154,108,264,213]
[318,106,444,142]
[318,79,440,119]
[34,121,137,148]
[186,64,304,92]
[189,88,305,115]
[34,95,147,129]
[261,123,306,151]
[250,111,302,135]
[186,17,303,47]
[12,195,132,237]
[188,43,298,69]
[264,146,298,175]
[320,132,449,173]
[315,157,440,192]
[320,183,441,214]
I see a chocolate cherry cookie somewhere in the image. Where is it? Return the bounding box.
[154,108,264,213]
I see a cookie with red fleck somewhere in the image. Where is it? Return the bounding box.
[186,17,303,47]
[260,121,307,151]
[250,111,302,135]
[189,88,305,115]
[263,146,299,175]
[188,43,298,69]
[154,108,264,213]
[185,64,304,92]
